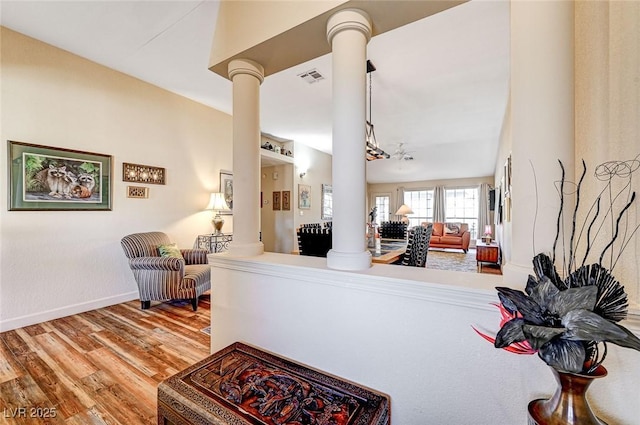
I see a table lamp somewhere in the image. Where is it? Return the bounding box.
[483,224,492,244]
[205,192,230,235]
[395,204,414,224]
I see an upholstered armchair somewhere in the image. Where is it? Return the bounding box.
[120,231,210,311]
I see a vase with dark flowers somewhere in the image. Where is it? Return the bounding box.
[475,158,640,425]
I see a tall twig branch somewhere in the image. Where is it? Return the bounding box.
[553,160,566,266]
[581,197,601,267]
[568,160,587,274]
[599,192,637,268]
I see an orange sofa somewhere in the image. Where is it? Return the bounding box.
[423,222,471,253]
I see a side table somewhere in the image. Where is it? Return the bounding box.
[476,239,500,271]
[197,233,232,253]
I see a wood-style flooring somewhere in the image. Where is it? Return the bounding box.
[0,295,211,424]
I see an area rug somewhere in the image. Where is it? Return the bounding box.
[426,249,477,273]
[426,248,501,274]
[201,326,211,335]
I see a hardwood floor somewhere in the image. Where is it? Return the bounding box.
[0,295,211,424]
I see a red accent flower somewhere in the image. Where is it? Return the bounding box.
[472,303,536,355]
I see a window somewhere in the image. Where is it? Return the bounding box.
[373,195,390,225]
[403,189,433,227]
[445,187,479,239]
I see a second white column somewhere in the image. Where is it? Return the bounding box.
[326,9,372,271]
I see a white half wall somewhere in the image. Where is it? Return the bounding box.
[209,254,640,424]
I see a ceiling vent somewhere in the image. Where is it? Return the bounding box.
[298,68,325,84]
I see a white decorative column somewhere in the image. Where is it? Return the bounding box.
[227,59,264,257]
[325,9,372,271]
[505,1,574,283]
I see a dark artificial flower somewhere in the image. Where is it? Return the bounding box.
[492,253,640,373]
[477,158,640,374]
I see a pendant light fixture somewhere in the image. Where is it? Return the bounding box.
[365,60,390,161]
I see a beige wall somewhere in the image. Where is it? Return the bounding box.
[260,163,294,253]
[495,97,512,262]
[575,1,640,303]
[493,1,640,306]
[292,143,333,230]
[0,27,232,331]
[260,142,332,254]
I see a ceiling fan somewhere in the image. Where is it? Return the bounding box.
[391,143,414,161]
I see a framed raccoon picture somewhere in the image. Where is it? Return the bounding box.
[7,140,113,211]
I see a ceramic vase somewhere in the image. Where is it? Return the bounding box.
[527,365,608,425]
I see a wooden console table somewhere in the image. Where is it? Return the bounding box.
[158,342,390,425]
[475,240,500,271]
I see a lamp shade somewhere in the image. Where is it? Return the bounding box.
[484,224,492,236]
[395,204,414,216]
[205,192,230,212]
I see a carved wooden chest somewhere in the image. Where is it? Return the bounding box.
[158,342,390,425]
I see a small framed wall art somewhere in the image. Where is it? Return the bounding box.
[220,171,233,213]
[273,191,281,210]
[298,184,311,209]
[282,190,291,210]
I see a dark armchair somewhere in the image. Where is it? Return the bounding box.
[297,227,332,257]
[397,223,433,267]
[120,231,210,311]
[379,221,408,239]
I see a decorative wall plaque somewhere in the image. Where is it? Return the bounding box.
[127,186,149,199]
[282,190,291,210]
[123,162,165,184]
[273,191,281,210]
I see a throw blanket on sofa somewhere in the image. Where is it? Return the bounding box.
[444,223,460,234]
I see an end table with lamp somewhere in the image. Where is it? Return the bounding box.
[200,192,232,253]
[476,238,500,271]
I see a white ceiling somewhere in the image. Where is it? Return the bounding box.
[0,0,510,184]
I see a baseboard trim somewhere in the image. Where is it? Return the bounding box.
[0,291,139,332]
